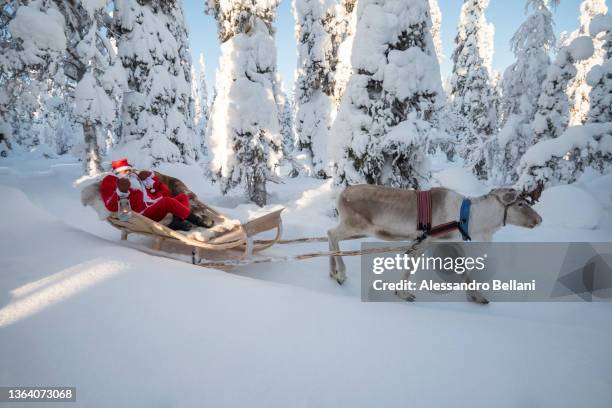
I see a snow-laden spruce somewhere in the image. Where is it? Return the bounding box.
[330,0,444,189]
[206,0,283,206]
[586,13,612,124]
[429,0,443,64]
[501,0,557,124]
[516,123,612,192]
[449,0,497,179]
[55,0,127,175]
[517,22,611,192]
[565,0,608,126]
[293,0,343,178]
[493,0,557,184]
[1,0,67,151]
[332,0,357,108]
[191,54,209,156]
[531,36,594,145]
[169,0,199,158]
[272,80,296,174]
[113,0,199,167]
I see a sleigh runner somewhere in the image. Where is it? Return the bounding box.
[106,208,284,263]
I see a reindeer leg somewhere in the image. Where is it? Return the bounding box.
[464,272,489,305]
[327,226,350,285]
[328,228,338,281]
[394,235,432,302]
[394,269,417,302]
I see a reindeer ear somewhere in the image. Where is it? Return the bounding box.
[492,188,518,205]
[501,192,517,204]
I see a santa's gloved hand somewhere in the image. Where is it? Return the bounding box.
[117,178,130,193]
[142,175,155,189]
[138,171,152,181]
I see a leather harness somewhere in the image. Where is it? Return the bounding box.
[417,190,472,242]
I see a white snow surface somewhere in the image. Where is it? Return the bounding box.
[534,184,602,229]
[1,154,612,407]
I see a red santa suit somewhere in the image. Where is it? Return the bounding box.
[100,171,191,222]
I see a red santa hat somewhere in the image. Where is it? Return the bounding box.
[111,158,132,174]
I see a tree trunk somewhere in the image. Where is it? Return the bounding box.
[248,173,267,207]
[83,121,102,176]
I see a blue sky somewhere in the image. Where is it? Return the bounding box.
[184,0,590,95]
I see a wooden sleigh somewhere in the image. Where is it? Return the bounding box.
[107,207,284,264]
[103,172,284,265]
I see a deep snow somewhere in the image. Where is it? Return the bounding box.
[1,154,611,407]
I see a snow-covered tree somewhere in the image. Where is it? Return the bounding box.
[192,53,209,156]
[33,71,81,156]
[332,0,357,107]
[113,0,199,167]
[586,13,612,124]
[0,122,12,157]
[516,123,612,192]
[206,0,283,206]
[77,30,125,173]
[275,82,294,154]
[3,76,45,149]
[566,0,608,126]
[330,0,443,189]
[53,0,127,175]
[168,0,199,157]
[494,0,557,184]
[490,69,503,128]
[517,15,612,193]
[271,78,300,177]
[501,0,557,124]
[532,36,594,145]
[449,0,497,178]
[293,0,340,178]
[429,0,443,64]
[1,0,67,151]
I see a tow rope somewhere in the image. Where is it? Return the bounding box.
[416,191,472,242]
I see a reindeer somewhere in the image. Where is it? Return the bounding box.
[328,185,543,303]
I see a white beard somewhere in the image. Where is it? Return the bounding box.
[127,174,143,190]
[127,173,159,205]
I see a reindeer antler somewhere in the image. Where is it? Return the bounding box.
[520,182,544,205]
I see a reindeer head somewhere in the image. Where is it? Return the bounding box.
[491,187,542,229]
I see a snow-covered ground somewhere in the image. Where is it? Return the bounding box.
[1,154,612,407]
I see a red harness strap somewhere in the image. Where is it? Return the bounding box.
[416,191,470,241]
[417,190,432,231]
[429,221,461,237]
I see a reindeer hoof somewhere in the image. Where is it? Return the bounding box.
[330,270,346,285]
[335,274,346,285]
[469,292,489,305]
[395,290,416,302]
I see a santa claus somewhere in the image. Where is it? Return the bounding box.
[99,158,212,231]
